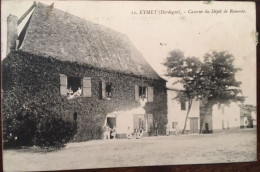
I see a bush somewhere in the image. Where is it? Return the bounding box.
[3,108,77,149]
[34,117,77,148]
[3,114,37,148]
[3,96,38,148]
[2,80,77,148]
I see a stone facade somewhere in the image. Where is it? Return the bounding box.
[2,51,167,141]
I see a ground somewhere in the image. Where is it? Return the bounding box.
[3,128,257,171]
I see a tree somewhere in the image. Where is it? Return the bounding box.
[199,51,245,133]
[163,50,203,134]
[164,50,245,134]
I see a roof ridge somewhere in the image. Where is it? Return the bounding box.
[35,2,126,38]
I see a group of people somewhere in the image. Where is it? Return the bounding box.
[67,87,82,99]
[127,127,144,139]
[103,124,117,140]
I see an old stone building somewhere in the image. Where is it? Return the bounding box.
[2,2,167,141]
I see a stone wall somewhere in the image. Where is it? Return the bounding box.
[2,51,167,141]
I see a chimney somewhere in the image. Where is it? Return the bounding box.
[7,14,18,55]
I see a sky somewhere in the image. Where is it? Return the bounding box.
[1,1,257,105]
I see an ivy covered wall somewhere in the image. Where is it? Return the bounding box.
[2,51,167,142]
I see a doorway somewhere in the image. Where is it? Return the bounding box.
[107,117,116,139]
[190,117,199,133]
[107,117,116,129]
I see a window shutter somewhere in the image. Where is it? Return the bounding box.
[60,74,67,96]
[102,80,106,98]
[133,114,139,130]
[142,115,147,131]
[147,87,154,102]
[135,85,139,101]
[83,77,91,97]
[147,114,153,132]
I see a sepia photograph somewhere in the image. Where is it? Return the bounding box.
[1,1,257,171]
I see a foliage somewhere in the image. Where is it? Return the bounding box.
[2,51,76,148]
[201,51,245,105]
[2,90,77,148]
[145,88,168,135]
[199,51,245,133]
[163,50,202,133]
[3,51,168,146]
[242,104,256,111]
[164,50,245,133]
[3,103,37,148]
[34,118,77,148]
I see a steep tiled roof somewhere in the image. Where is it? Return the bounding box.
[18,2,162,80]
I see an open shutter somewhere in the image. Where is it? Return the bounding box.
[142,115,147,131]
[102,80,106,98]
[133,114,139,130]
[135,85,139,101]
[147,87,154,102]
[60,74,67,96]
[83,77,91,97]
[147,114,153,132]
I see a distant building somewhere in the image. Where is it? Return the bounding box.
[240,105,256,128]
[212,103,240,131]
[167,89,200,134]
[200,102,256,133]
[251,110,257,127]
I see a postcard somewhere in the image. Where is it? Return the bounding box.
[1,1,257,171]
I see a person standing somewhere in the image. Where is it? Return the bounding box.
[126,127,132,139]
[154,122,158,136]
[134,128,139,139]
[103,124,111,140]
[111,125,117,139]
[136,128,144,139]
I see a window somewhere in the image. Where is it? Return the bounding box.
[181,101,186,110]
[245,120,248,124]
[106,82,112,98]
[73,112,78,121]
[135,85,153,102]
[101,80,112,99]
[60,74,91,98]
[67,76,82,96]
[172,122,178,129]
[139,86,147,99]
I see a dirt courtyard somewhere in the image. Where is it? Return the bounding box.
[3,128,257,171]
